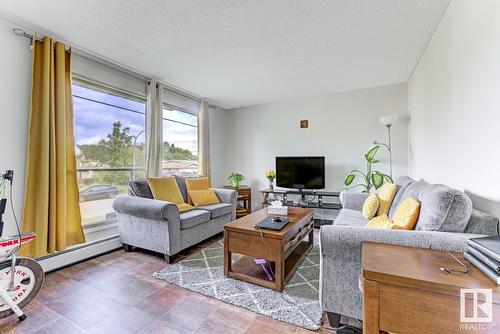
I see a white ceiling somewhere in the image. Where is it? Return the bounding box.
[0,0,449,109]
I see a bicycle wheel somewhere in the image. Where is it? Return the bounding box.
[0,257,44,319]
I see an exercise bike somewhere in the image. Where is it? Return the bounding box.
[0,170,44,320]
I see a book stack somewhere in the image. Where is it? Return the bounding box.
[464,235,500,285]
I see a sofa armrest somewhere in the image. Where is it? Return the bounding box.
[342,192,370,211]
[112,196,180,222]
[464,208,500,235]
[319,225,485,320]
[212,188,237,220]
[212,188,237,204]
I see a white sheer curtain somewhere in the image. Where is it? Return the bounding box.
[145,81,163,177]
[198,100,211,180]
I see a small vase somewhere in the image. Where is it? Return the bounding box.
[269,183,274,190]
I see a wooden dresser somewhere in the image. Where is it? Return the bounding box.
[362,242,500,334]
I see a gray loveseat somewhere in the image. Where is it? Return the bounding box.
[319,176,499,327]
[112,176,237,263]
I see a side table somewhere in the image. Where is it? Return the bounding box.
[362,242,500,333]
[224,185,251,218]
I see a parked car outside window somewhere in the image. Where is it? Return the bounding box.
[79,185,119,202]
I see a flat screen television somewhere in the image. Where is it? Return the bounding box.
[276,156,325,190]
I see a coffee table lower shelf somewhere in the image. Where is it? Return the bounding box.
[227,240,312,291]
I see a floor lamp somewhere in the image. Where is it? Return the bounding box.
[373,115,399,179]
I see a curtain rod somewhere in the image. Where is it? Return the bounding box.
[12,27,219,109]
[13,27,39,41]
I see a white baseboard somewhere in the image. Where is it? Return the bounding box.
[38,237,122,272]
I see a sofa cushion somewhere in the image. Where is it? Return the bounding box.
[190,190,220,207]
[334,209,367,227]
[185,177,210,204]
[148,176,185,204]
[362,194,379,220]
[176,203,195,213]
[389,176,415,218]
[464,209,500,235]
[366,214,391,229]
[415,185,472,232]
[376,183,397,216]
[392,197,421,230]
[180,209,211,230]
[174,175,189,203]
[129,179,153,199]
[399,180,429,201]
[197,203,233,219]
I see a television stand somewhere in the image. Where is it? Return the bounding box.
[260,189,341,227]
[297,189,312,206]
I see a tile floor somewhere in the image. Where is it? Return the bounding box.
[0,233,338,334]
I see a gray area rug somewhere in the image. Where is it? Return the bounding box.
[153,239,322,330]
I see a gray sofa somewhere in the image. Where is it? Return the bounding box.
[319,176,499,327]
[112,176,237,263]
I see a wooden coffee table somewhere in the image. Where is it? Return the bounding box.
[223,207,314,291]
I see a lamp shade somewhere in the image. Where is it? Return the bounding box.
[379,115,399,127]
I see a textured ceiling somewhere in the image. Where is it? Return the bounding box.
[0,0,449,109]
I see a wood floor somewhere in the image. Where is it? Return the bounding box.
[0,234,337,334]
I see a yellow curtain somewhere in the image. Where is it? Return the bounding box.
[21,36,85,257]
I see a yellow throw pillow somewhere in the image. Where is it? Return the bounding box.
[176,203,195,213]
[147,176,185,204]
[366,214,392,229]
[189,190,220,207]
[185,177,210,204]
[376,183,398,216]
[392,197,421,230]
[362,193,380,220]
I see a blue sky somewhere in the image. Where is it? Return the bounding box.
[73,85,145,145]
[73,85,198,154]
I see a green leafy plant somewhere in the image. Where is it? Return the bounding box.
[344,145,393,193]
[228,173,245,188]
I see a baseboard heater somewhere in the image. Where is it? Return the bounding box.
[36,235,122,273]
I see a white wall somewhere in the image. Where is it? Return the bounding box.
[408,0,500,218]
[0,18,31,235]
[226,84,408,210]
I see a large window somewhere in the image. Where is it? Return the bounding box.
[73,80,146,239]
[162,108,198,176]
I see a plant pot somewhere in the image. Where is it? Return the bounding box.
[230,180,240,188]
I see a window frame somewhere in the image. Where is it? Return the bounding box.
[162,103,200,175]
[73,74,146,105]
[163,103,199,126]
[72,75,147,235]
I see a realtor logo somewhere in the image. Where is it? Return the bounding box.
[460,288,493,323]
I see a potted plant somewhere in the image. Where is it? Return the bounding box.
[265,170,276,190]
[228,173,245,188]
[343,145,393,193]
